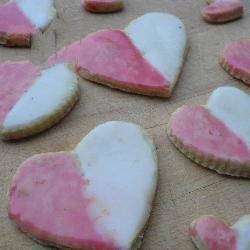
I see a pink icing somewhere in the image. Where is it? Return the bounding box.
[169,105,250,162]
[8,152,116,249]
[223,40,250,78]
[202,0,243,22]
[189,216,237,250]
[46,29,169,91]
[0,2,35,36]
[0,61,40,125]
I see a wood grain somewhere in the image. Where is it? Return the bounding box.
[1,0,250,249]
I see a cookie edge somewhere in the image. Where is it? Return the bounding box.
[167,113,250,178]
[0,84,80,140]
[220,55,250,85]
[202,2,243,23]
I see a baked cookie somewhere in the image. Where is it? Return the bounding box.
[221,40,250,85]
[0,0,56,47]
[168,86,250,178]
[46,12,188,98]
[189,215,250,250]
[0,61,79,140]
[83,0,124,13]
[202,0,243,23]
[8,121,158,249]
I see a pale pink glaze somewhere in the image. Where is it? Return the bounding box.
[83,0,123,13]
[202,0,243,22]
[189,215,237,250]
[0,61,40,125]
[223,40,250,78]
[169,105,250,162]
[46,30,169,91]
[8,152,116,250]
[0,2,35,35]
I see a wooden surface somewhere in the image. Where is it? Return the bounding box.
[1,0,250,249]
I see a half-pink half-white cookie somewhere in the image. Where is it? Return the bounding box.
[46,12,188,97]
[8,121,158,249]
[202,0,243,23]
[0,0,56,47]
[83,0,124,13]
[0,61,79,140]
[168,86,250,177]
[221,40,250,85]
[189,215,250,250]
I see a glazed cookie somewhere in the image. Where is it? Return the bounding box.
[189,215,250,250]
[0,61,79,140]
[0,0,56,47]
[221,40,250,85]
[46,12,188,98]
[83,0,124,13]
[168,86,250,178]
[8,121,158,250]
[202,0,243,23]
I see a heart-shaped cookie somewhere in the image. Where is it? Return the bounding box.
[46,12,188,97]
[0,0,56,47]
[189,215,250,250]
[83,0,124,13]
[202,0,243,23]
[8,121,158,249]
[0,61,79,140]
[221,40,250,85]
[168,86,250,177]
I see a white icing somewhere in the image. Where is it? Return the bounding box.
[207,86,250,146]
[232,215,250,250]
[3,64,78,131]
[74,121,157,248]
[125,12,187,87]
[15,0,56,30]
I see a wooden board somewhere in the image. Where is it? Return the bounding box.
[1,0,250,249]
